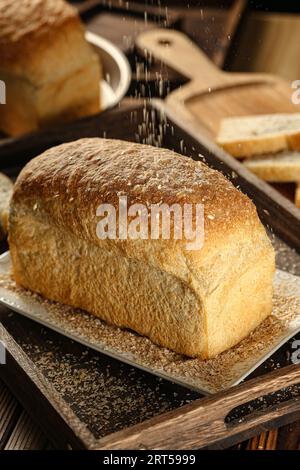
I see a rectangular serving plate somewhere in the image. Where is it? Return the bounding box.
[1,251,300,395]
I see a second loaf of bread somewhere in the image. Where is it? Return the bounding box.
[0,0,101,136]
[8,138,275,358]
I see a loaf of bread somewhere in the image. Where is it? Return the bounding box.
[217,113,300,158]
[244,151,300,182]
[0,0,101,136]
[8,138,275,358]
[0,172,13,240]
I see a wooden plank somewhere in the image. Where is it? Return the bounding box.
[244,422,300,450]
[246,429,278,450]
[277,421,300,450]
[4,410,48,450]
[3,314,300,450]
[0,381,21,449]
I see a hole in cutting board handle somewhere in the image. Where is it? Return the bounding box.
[157,39,172,46]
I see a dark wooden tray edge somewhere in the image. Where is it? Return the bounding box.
[95,364,300,450]
[0,321,96,450]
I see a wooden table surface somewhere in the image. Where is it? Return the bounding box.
[0,380,51,450]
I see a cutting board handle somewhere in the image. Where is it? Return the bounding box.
[136,29,225,86]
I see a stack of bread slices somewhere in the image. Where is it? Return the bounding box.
[217,113,300,208]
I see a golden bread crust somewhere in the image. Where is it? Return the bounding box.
[9,139,275,357]
[0,0,101,135]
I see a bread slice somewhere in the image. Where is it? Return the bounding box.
[217,113,300,158]
[296,183,300,208]
[244,150,300,182]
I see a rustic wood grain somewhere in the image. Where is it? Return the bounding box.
[265,429,279,450]
[246,434,259,450]
[2,316,300,451]
[4,411,48,450]
[0,380,51,450]
[277,421,300,450]
[246,429,278,450]
[95,364,300,450]
[137,28,299,141]
[0,381,20,449]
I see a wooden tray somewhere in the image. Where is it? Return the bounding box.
[1,100,300,450]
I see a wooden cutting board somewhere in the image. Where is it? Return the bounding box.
[136,29,300,139]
